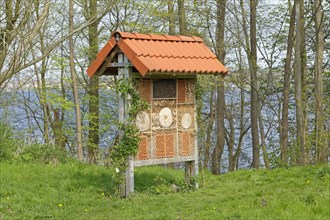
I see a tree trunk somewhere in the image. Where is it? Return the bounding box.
[294,0,306,165]
[281,1,295,166]
[178,0,187,35]
[313,0,326,164]
[250,0,260,168]
[226,110,235,172]
[87,0,100,164]
[211,0,226,175]
[69,0,83,162]
[204,90,215,169]
[257,104,270,168]
[167,0,175,35]
[300,1,308,164]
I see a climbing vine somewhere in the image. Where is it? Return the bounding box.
[111,77,148,195]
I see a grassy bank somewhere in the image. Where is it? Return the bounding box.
[0,162,329,219]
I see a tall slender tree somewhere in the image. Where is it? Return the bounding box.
[281,0,295,165]
[69,0,83,161]
[313,0,326,164]
[204,91,215,169]
[250,0,260,168]
[294,0,307,165]
[167,0,175,35]
[211,0,226,175]
[178,0,187,35]
[87,0,100,163]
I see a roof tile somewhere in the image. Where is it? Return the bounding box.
[149,34,167,41]
[117,32,136,39]
[178,35,195,42]
[164,35,182,41]
[134,33,152,40]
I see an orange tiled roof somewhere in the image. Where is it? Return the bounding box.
[87,31,228,78]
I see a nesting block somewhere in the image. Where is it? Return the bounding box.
[137,135,149,160]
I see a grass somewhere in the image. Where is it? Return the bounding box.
[0,162,329,219]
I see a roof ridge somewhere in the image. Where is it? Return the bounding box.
[112,31,203,43]
[137,54,216,59]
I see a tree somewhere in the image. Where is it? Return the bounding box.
[167,0,175,35]
[280,0,295,165]
[239,0,260,168]
[86,0,100,163]
[204,90,216,169]
[0,0,109,94]
[211,0,226,175]
[0,0,50,91]
[249,0,260,168]
[178,0,187,35]
[313,0,326,164]
[294,0,307,165]
[69,0,83,161]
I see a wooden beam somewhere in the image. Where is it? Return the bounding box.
[95,46,120,76]
[108,62,132,68]
[134,156,195,167]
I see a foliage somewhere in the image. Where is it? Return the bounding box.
[0,122,69,164]
[0,123,21,162]
[0,163,329,219]
[18,143,69,164]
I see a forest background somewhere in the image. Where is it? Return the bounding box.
[1,0,329,172]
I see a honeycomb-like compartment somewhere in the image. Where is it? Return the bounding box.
[177,79,186,103]
[138,79,151,103]
[137,136,148,160]
[180,132,190,156]
[165,134,174,157]
[156,134,166,158]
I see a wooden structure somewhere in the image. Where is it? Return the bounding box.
[87,31,228,196]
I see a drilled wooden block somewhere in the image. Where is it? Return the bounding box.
[138,79,151,103]
[177,105,195,130]
[177,79,186,103]
[180,132,190,156]
[138,136,148,160]
[186,79,195,103]
[165,134,174,157]
[156,134,166,158]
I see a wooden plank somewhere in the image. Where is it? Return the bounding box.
[109,62,132,67]
[134,156,195,167]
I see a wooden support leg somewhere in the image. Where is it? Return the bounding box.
[185,160,198,188]
[125,156,134,196]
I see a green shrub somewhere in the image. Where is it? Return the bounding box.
[19,143,69,164]
[316,166,330,179]
[0,122,69,164]
[0,123,20,162]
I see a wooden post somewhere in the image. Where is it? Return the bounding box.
[118,53,134,197]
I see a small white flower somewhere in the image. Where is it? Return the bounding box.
[115,167,120,173]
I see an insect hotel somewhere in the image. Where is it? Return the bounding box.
[87,31,228,196]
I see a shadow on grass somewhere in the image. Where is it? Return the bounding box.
[66,164,185,195]
[134,166,185,192]
[66,165,117,195]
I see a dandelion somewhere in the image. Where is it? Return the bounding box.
[116,167,120,173]
[102,192,105,196]
[58,204,63,207]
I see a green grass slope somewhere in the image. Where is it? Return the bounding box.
[0,162,329,219]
